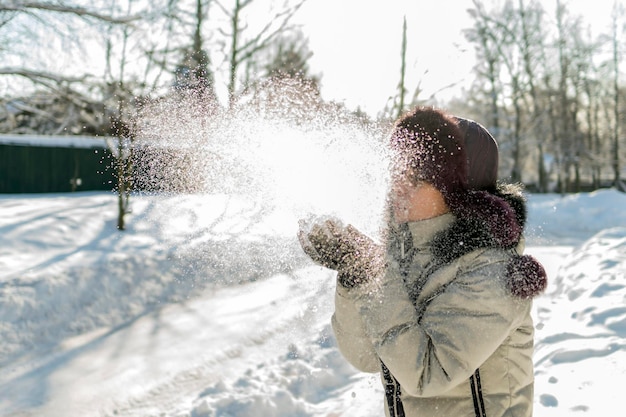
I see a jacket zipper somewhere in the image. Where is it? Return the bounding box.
[381,361,405,417]
[470,369,487,417]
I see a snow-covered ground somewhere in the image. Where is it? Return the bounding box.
[1,189,625,417]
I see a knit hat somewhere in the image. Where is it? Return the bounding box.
[389,106,520,248]
[456,117,499,192]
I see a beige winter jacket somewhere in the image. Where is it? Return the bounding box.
[332,213,536,417]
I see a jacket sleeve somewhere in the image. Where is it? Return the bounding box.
[350,250,531,397]
[331,278,381,373]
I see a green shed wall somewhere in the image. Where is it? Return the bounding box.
[0,144,116,193]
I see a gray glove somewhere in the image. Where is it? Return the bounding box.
[297,217,384,287]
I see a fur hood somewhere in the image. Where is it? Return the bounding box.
[429,183,547,299]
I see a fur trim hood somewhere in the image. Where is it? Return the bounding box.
[429,183,547,298]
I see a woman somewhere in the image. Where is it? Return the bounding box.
[298,106,547,417]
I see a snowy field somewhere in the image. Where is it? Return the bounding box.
[1,189,625,417]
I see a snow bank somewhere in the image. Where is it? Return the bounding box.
[190,326,357,417]
[533,226,626,416]
[525,189,626,246]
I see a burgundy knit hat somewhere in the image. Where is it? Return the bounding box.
[455,117,499,192]
[390,106,520,247]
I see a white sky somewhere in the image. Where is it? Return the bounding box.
[296,0,475,114]
[295,0,621,115]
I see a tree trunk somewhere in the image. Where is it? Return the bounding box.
[611,5,622,188]
[228,0,241,109]
[116,137,127,231]
[396,16,407,118]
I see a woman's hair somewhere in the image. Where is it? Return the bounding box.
[456,117,499,192]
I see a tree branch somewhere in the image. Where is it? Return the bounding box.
[0,67,103,110]
[0,67,90,83]
[236,0,305,65]
[1,1,139,24]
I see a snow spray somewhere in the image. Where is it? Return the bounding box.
[131,78,392,241]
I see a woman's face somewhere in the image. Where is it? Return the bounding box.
[390,177,423,222]
[390,176,449,222]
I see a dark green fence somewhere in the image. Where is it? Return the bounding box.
[0,135,117,193]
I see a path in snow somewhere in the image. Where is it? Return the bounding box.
[1,265,337,417]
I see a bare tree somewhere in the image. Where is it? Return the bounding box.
[553,0,593,192]
[463,0,624,192]
[0,1,136,24]
[396,16,408,119]
[171,0,218,104]
[103,1,139,231]
[0,1,140,134]
[214,0,306,109]
[517,0,550,191]
[465,1,504,136]
[96,0,190,229]
[0,69,104,134]
[609,1,624,190]
[380,15,425,121]
[0,1,185,229]
[467,0,529,183]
